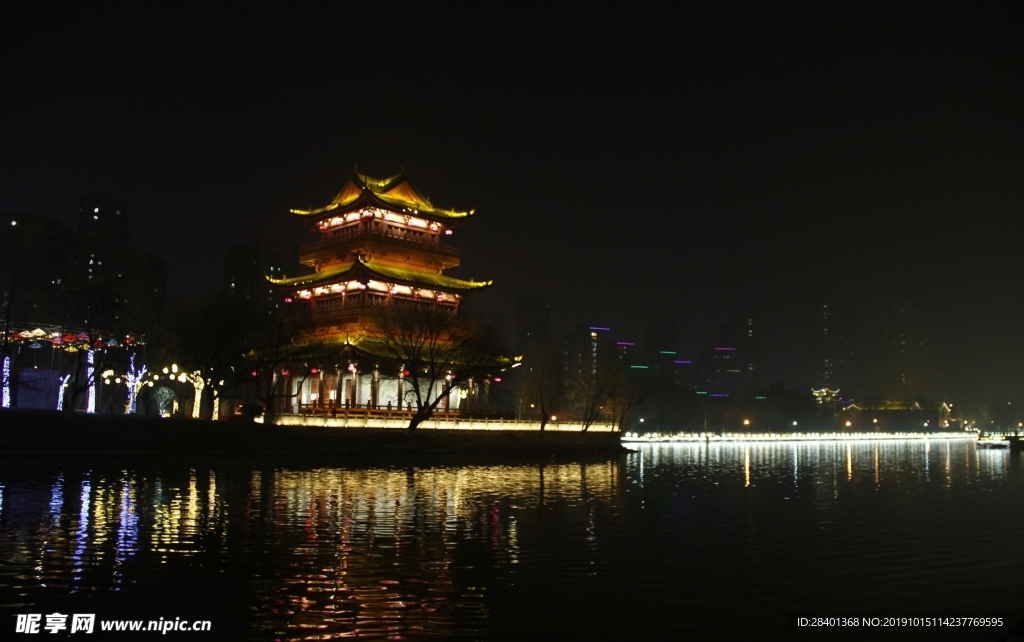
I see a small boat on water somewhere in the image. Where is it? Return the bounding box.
[977,434,1011,448]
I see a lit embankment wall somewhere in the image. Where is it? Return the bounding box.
[275,415,617,432]
[622,431,979,443]
[0,408,622,455]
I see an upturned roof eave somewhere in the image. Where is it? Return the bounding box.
[265,257,492,293]
[289,172,475,222]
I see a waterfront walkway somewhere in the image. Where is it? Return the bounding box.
[275,411,617,432]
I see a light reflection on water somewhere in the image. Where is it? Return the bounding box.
[0,461,621,639]
[0,443,1021,640]
[633,439,1010,489]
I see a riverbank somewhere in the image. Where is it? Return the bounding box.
[623,431,978,443]
[0,409,625,457]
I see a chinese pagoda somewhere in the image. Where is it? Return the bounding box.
[268,168,493,413]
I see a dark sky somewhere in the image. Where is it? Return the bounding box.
[2,3,1022,401]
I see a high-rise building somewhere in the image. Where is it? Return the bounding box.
[0,212,76,325]
[224,240,300,314]
[699,310,762,397]
[127,249,168,312]
[564,325,614,378]
[695,343,743,397]
[75,195,167,312]
[644,320,688,384]
[615,339,637,363]
[881,299,929,399]
[735,306,762,395]
[77,195,129,283]
[516,296,550,354]
[808,300,843,389]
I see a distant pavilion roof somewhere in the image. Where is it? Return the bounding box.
[290,168,475,222]
[267,256,491,293]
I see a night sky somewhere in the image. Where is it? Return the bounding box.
[2,4,1022,401]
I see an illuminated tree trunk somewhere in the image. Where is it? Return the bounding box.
[86,349,96,413]
[56,374,70,411]
[185,372,204,419]
[1,356,9,408]
[124,354,148,414]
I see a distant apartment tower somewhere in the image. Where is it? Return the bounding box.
[881,299,929,399]
[517,296,551,354]
[77,196,167,311]
[77,195,130,282]
[695,342,743,396]
[224,239,300,314]
[809,300,843,388]
[564,325,614,378]
[735,306,762,394]
[128,249,168,311]
[644,320,688,384]
[694,347,740,395]
[1,212,77,324]
[615,339,638,362]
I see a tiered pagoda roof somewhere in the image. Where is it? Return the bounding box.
[268,255,491,293]
[290,169,475,222]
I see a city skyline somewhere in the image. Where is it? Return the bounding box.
[0,199,984,406]
[2,4,1022,401]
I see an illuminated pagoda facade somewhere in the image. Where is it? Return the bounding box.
[811,387,840,406]
[269,169,492,413]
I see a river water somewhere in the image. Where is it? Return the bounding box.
[1,440,1022,640]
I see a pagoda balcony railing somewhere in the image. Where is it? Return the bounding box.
[300,230,460,258]
[295,297,457,324]
[303,308,360,322]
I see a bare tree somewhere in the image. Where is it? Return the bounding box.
[518,343,563,431]
[372,299,505,432]
[244,304,328,425]
[54,273,133,413]
[564,357,639,431]
[170,295,260,419]
[0,219,29,404]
